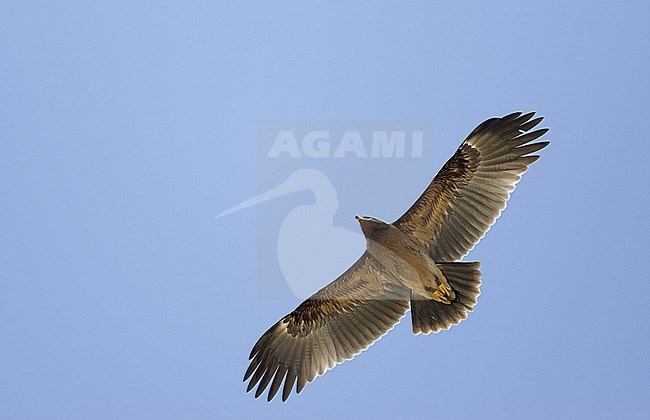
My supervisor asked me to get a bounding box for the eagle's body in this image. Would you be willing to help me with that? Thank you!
[358,217,454,303]
[244,112,549,402]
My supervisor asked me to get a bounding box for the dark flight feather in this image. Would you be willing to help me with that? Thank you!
[393,112,549,261]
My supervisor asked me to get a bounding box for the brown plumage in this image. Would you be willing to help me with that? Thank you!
[244,112,549,401]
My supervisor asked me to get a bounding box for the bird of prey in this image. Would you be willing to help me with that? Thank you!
[244,112,549,402]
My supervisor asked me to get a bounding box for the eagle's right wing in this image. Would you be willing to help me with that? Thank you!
[244,252,410,402]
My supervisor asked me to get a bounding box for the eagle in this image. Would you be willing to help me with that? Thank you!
[244,112,549,402]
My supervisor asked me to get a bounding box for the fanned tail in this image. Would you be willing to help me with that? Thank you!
[410,261,481,335]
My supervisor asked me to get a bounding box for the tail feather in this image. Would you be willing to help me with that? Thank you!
[410,261,481,335]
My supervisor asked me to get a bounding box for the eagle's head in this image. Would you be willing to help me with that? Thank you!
[355,215,389,237]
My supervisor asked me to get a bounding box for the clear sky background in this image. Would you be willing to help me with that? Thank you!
[2,1,649,418]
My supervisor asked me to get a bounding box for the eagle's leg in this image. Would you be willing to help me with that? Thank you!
[419,265,456,304]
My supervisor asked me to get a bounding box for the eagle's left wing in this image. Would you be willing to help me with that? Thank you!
[393,112,549,261]
[244,252,410,402]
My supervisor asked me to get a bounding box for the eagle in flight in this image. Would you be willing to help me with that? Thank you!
[244,112,549,402]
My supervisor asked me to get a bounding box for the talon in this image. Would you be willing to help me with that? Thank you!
[432,283,455,304]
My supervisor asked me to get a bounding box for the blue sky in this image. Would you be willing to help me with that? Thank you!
[1,1,649,418]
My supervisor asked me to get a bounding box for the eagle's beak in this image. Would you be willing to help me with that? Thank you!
[354,215,360,221]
